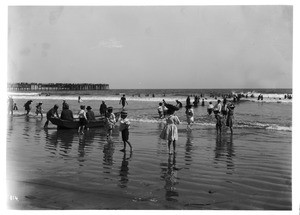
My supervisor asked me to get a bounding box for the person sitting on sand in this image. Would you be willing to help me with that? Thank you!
[106,107,116,139]
[160,104,180,155]
[24,100,33,115]
[226,103,235,134]
[86,106,95,121]
[60,103,74,121]
[119,111,132,152]
[35,102,43,118]
[44,104,59,128]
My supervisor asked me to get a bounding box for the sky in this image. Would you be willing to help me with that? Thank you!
[7,5,293,89]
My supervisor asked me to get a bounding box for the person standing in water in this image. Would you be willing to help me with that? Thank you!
[44,104,59,128]
[106,107,116,139]
[100,101,107,116]
[35,102,43,118]
[24,100,33,115]
[78,105,88,134]
[119,111,132,152]
[226,103,235,134]
[160,104,180,155]
[185,104,194,131]
[119,94,128,109]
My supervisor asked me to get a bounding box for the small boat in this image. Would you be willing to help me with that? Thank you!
[49,112,121,129]
[49,116,106,129]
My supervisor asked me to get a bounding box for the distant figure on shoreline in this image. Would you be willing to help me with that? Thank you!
[35,102,43,118]
[78,96,83,103]
[13,103,18,111]
[119,94,128,109]
[160,104,180,155]
[201,99,205,107]
[44,104,59,128]
[100,101,107,116]
[24,100,33,115]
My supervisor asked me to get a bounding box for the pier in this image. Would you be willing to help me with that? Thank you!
[7,82,109,91]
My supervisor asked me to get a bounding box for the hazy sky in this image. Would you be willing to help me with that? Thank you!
[7,6,292,89]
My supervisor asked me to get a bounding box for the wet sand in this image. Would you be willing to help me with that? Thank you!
[6,114,291,210]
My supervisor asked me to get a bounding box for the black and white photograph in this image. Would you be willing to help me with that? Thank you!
[3,1,299,213]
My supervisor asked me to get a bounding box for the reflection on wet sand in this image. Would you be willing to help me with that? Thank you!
[184,131,193,168]
[160,154,179,202]
[214,133,235,174]
[103,142,115,175]
[118,152,132,188]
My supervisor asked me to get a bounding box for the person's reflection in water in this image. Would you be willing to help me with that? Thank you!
[57,129,74,155]
[214,133,235,174]
[103,142,115,174]
[78,135,86,164]
[162,154,179,202]
[44,129,58,154]
[184,131,193,169]
[118,151,132,188]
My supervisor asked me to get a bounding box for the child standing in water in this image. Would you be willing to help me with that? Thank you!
[185,104,194,131]
[119,111,132,152]
[106,107,116,139]
[157,102,163,119]
[160,104,180,155]
[214,109,223,134]
[78,105,87,134]
[35,102,43,118]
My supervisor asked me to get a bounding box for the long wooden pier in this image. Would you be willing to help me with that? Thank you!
[7,82,109,91]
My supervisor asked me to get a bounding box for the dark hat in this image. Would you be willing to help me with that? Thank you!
[29,100,33,102]
[54,104,59,109]
[121,111,128,116]
[165,103,179,112]
[86,106,92,110]
[228,103,235,109]
[80,105,85,109]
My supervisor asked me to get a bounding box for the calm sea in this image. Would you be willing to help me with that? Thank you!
[6,88,292,209]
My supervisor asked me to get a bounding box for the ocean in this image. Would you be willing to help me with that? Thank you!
[6,88,292,209]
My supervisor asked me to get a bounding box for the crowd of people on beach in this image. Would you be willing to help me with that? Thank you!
[8,90,291,155]
[157,96,235,154]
